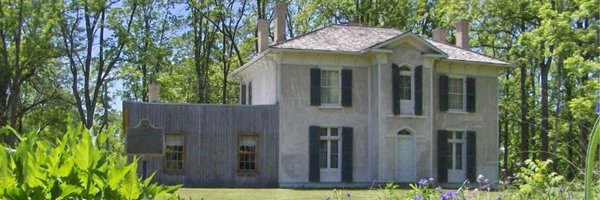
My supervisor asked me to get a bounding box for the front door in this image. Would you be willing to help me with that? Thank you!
[320,127,341,182]
[396,135,416,182]
[447,131,466,183]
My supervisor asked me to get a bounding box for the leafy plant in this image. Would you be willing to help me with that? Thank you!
[0,124,181,199]
[584,115,600,200]
[514,159,565,199]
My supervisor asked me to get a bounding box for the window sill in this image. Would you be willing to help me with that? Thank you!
[318,105,344,109]
[237,170,259,176]
[386,114,426,119]
[163,170,185,175]
[446,110,469,114]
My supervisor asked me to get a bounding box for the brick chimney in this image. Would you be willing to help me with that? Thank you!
[432,28,447,43]
[257,19,269,53]
[273,3,287,44]
[148,77,160,103]
[455,19,469,49]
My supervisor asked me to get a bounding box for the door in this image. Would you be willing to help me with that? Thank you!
[320,127,341,182]
[447,131,466,183]
[396,133,416,182]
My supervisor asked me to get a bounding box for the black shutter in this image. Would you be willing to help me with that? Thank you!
[414,66,423,115]
[241,84,247,105]
[309,126,320,182]
[310,68,321,106]
[248,82,252,105]
[437,130,448,183]
[392,64,400,115]
[466,131,477,182]
[466,77,476,112]
[439,75,449,111]
[341,69,352,107]
[342,127,353,182]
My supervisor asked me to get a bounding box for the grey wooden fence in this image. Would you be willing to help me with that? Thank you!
[123,101,279,187]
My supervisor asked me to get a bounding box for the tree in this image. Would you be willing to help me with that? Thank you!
[0,0,63,144]
[59,0,138,129]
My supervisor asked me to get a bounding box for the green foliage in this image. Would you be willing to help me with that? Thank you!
[514,159,566,199]
[584,116,600,199]
[0,124,180,199]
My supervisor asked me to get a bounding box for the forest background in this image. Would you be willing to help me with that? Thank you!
[0,0,598,181]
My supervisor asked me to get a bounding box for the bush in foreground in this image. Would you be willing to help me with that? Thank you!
[0,125,180,199]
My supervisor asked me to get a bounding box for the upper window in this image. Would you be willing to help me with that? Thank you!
[399,66,412,100]
[448,77,465,111]
[238,134,258,172]
[320,70,341,105]
[165,134,184,172]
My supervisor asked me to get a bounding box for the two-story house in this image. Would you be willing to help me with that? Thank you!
[123,4,511,188]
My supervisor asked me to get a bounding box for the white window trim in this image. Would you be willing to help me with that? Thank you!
[447,75,467,112]
[319,67,342,106]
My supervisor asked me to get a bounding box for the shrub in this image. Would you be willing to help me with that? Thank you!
[0,125,180,199]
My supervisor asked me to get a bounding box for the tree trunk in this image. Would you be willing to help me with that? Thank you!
[519,63,529,163]
[540,50,552,160]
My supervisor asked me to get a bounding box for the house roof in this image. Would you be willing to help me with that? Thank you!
[271,24,511,66]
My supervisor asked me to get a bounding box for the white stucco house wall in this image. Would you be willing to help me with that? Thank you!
[230,4,512,187]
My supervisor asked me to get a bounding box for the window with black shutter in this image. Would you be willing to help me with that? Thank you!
[310,68,352,107]
[341,69,352,107]
[310,68,321,106]
[466,131,477,182]
[241,84,247,105]
[248,82,252,105]
[439,75,449,111]
[437,130,448,182]
[342,127,353,182]
[466,78,476,112]
[414,66,423,115]
[309,126,320,182]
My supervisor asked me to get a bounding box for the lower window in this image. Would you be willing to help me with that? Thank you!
[238,134,258,172]
[447,131,464,170]
[319,127,340,169]
[165,134,184,172]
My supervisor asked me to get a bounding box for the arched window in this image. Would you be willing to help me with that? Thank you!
[397,129,412,135]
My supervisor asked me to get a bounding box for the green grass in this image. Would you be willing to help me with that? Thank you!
[176,188,389,200]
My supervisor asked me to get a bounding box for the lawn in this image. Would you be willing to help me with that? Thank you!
[176,188,391,200]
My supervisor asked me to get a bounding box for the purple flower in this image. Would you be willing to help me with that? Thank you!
[501,168,507,173]
[477,174,485,183]
[484,178,489,184]
[596,91,600,114]
[346,192,351,198]
[414,195,424,200]
[558,188,564,193]
[440,191,458,200]
[567,192,573,200]
[418,178,429,187]
[429,177,435,182]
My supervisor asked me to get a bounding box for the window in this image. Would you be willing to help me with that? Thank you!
[238,134,258,172]
[448,77,465,110]
[164,134,184,172]
[320,70,341,105]
[240,82,252,105]
[446,131,464,170]
[319,127,340,169]
[398,66,412,100]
